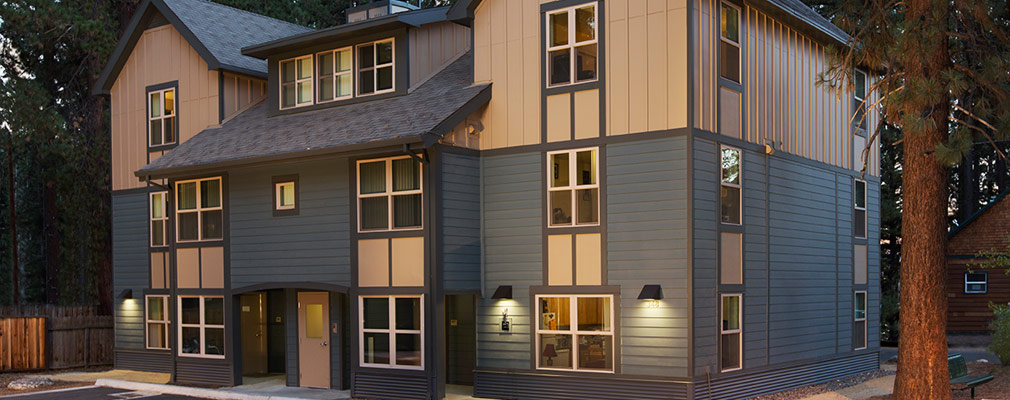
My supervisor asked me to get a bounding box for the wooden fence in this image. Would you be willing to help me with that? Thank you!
[0,305,114,371]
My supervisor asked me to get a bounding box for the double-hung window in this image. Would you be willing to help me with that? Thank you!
[721,146,742,224]
[280,55,313,109]
[360,295,423,369]
[853,70,867,131]
[536,295,614,372]
[179,296,225,357]
[546,3,598,86]
[150,192,168,247]
[721,294,742,371]
[854,179,866,238]
[357,157,422,231]
[317,47,353,102]
[720,2,741,83]
[358,39,395,95]
[176,177,223,242]
[965,272,988,294]
[548,148,599,227]
[148,88,176,147]
[146,295,169,350]
[854,291,867,350]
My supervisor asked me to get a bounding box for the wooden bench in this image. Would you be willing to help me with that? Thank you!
[948,353,993,399]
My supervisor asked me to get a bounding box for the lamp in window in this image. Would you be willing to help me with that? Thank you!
[638,284,662,308]
[491,285,512,300]
[542,343,558,366]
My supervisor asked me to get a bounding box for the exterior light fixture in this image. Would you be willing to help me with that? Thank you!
[117,289,133,300]
[491,285,512,300]
[638,285,662,308]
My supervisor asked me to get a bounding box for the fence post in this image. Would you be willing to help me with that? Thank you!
[84,327,90,368]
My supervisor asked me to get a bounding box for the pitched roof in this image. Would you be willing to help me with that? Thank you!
[94,0,311,95]
[949,190,1010,238]
[136,54,491,179]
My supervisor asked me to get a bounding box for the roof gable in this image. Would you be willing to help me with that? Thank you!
[94,0,311,95]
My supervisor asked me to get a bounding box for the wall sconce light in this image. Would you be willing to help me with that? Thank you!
[638,284,662,308]
[491,285,512,300]
[117,289,133,300]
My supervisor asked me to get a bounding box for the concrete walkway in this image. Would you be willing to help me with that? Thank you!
[29,369,170,384]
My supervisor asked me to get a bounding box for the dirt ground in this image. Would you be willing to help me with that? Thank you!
[0,367,107,396]
[868,361,1010,400]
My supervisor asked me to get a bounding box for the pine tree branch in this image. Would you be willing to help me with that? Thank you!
[949,110,1008,162]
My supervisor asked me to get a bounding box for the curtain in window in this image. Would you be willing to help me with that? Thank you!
[393,159,421,228]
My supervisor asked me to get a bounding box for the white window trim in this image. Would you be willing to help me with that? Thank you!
[175,177,223,243]
[275,181,295,211]
[178,295,225,358]
[279,55,314,109]
[145,295,169,350]
[356,156,423,232]
[965,271,988,294]
[720,2,742,82]
[534,294,615,373]
[854,179,867,238]
[358,295,424,370]
[720,145,743,226]
[854,69,867,102]
[547,147,601,228]
[148,88,176,147]
[545,2,599,87]
[854,291,867,350]
[150,191,168,247]
[356,38,396,96]
[720,293,743,372]
[316,47,354,104]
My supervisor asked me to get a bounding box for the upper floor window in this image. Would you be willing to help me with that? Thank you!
[548,148,599,227]
[275,181,295,211]
[151,191,168,247]
[965,271,988,294]
[854,179,866,238]
[720,2,741,83]
[281,55,313,109]
[721,146,742,224]
[358,39,395,96]
[149,88,176,147]
[318,48,353,102]
[853,70,868,131]
[536,295,614,372]
[357,156,422,232]
[176,177,223,242]
[546,3,598,87]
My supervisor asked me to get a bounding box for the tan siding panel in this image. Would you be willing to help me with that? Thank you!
[358,239,390,287]
[409,21,472,91]
[574,89,600,140]
[200,247,224,289]
[575,233,602,286]
[546,93,572,143]
[548,234,573,286]
[391,237,424,287]
[177,248,199,289]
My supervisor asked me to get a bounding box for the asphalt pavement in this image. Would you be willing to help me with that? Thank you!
[1,386,207,400]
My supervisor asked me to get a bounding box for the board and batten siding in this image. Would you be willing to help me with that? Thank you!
[221,72,266,122]
[110,24,220,191]
[441,152,482,292]
[693,0,881,176]
[607,137,690,377]
[409,21,472,91]
[229,159,351,288]
[476,152,542,369]
[113,191,150,349]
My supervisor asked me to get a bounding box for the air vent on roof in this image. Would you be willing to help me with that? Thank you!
[346,0,419,24]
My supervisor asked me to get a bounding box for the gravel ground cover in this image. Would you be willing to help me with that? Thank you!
[868,361,1010,400]
[0,368,106,396]
[749,369,896,400]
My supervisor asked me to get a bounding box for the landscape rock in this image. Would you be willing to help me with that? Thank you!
[7,377,54,390]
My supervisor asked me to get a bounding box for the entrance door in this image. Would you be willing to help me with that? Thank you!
[240,293,268,376]
[298,292,330,388]
[445,295,475,385]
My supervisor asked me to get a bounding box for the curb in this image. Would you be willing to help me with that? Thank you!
[95,379,309,400]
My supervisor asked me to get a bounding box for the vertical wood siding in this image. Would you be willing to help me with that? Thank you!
[112,191,150,349]
[221,73,266,122]
[442,152,482,292]
[409,21,472,91]
[110,24,220,190]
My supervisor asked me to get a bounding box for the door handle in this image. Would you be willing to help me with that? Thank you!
[321,341,328,347]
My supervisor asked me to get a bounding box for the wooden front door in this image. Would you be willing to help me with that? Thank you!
[240,293,268,375]
[298,292,330,388]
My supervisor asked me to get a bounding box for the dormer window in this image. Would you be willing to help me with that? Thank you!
[546,3,598,87]
[317,48,353,102]
[280,55,313,109]
[358,39,395,96]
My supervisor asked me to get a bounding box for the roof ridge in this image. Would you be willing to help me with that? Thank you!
[181,0,311,31]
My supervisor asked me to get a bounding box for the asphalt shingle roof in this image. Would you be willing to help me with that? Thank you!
[771,0,851,44]
[138,54,490,177]
[162,0,312,75]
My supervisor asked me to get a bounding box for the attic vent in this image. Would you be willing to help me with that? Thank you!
[346,0,419,23]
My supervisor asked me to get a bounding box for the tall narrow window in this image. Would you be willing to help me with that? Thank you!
[854,291,867,350]
[358,39,395,95]
[280,55,313,109]
[720,2,741,83]
[536,295,615,372]
[721,294,742,371]
[317,48,353,102]
[853,70,867,131]
[151,191,168,247]
[546,3,598,87]
[146,295,169,350]
[176,177,223,242]
[721,146,742,225]
[548,148,599,227]
[148,88,176,147]
[360,295,423,369]
[179,296,225,357]
[357,156,422,231]
[854,179,866,238]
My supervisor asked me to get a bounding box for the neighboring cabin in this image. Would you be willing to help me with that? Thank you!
[947,191,1010,333]
[96,0,881,399]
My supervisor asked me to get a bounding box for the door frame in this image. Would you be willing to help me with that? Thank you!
[298,291,331,388]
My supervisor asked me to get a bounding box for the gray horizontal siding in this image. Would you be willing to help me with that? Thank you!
[229,159,350,288]
[175,357,234,387]
[693,352,878,399]
[113,191,150,350]
[352,370,429,400]
[476,152,542,370]
[114,349,171,373]
[442,152,481,292]
[474,370,691,400]
[692,139,719,375]
[607,137,690,377]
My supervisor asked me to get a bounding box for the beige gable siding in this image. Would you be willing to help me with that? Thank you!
[694,1,880,176]
[221,73,267,122]
[409,21,472,90]
[110,24,220,190]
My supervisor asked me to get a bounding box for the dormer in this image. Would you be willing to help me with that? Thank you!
[347,0,420,23]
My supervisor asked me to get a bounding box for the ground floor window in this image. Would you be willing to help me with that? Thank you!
[179,296,225,358]
[535,294,614,372]
[721,294,742,371]
[854,291,867,350]
[359,295,423,369]
[146,295,169,350]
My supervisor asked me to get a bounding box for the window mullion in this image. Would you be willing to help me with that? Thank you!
[569,11,576,84]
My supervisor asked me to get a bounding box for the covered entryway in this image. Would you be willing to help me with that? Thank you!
[239,290,287,384]
[445,294,476,386]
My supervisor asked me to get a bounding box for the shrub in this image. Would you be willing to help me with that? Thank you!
[988,303,1010,366]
